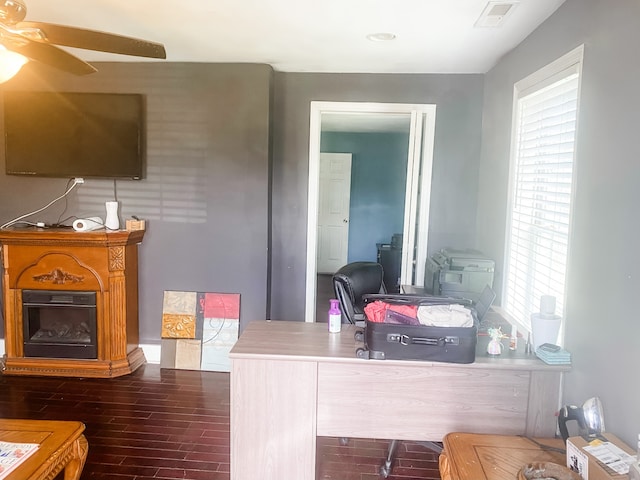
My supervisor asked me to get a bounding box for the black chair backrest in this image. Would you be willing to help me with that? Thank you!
[332,262,387,324]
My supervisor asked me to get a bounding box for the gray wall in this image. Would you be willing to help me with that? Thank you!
[476,0,640,445]
[271,73,484,321]
[0,62,272,341]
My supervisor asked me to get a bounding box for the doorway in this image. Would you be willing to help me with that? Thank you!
[306,102,436,323]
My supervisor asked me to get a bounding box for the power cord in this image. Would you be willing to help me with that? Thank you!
[55,178,75,227]
[522,435,566,454]
[1,178,84,229]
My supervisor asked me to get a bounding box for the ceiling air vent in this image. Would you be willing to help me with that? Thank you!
[475,1,518,27]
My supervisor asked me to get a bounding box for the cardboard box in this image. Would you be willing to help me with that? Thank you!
[566,433,636,480]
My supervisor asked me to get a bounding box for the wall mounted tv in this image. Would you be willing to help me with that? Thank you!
[3,91,145,180]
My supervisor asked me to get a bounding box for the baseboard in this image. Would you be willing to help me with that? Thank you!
[140,343,161,364]
[0,339,160,365]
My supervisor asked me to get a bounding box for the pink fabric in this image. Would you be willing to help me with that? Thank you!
[364,300,418,323]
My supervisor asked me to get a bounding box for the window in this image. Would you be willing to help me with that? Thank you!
[504,46,584,331]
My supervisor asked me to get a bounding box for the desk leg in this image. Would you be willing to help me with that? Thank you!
[231,358,318,480]
[64,435,88,480]
[526,370,563,437]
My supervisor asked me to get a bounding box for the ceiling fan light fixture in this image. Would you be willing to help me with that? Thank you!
[366,32,396,42]
[0,0,27,24]
[0,44,27,82]
[0,1,165,77]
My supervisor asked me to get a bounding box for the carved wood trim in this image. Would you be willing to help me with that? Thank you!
[1,347,146,377]
[109,246,125,271]
[109,278,127,359]
[0,228,144,247]
[16,252,104,291]
[38,441,78,480]
[33,268,84,285]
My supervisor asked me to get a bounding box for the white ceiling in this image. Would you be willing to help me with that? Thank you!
[22,0,566,74]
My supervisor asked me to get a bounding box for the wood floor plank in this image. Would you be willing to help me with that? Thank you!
[0,364,441,479]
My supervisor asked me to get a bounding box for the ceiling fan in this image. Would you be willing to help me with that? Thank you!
[0,0,166,78]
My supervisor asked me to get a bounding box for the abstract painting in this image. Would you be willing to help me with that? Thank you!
[161,290,240,372]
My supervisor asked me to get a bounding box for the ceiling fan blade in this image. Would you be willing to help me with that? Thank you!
[2,34,97,75]
[18,21,166,59]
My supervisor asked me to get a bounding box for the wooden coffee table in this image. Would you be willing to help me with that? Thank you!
[0,419,88,480]
[440,432,567,480]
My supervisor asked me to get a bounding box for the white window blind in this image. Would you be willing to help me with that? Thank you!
[504,49,583,330]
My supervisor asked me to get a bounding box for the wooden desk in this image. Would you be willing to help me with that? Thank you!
[439,432,567,480]
[229,321,570,480]
[0,419,88,480]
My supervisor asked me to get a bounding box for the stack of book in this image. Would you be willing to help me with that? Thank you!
[535,344,572,365]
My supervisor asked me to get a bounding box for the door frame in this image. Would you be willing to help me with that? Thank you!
[305,101,437,323]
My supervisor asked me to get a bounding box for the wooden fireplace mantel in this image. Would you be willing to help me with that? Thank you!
[0,227,145,378]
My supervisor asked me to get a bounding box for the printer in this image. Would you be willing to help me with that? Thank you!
[424,248,495,302]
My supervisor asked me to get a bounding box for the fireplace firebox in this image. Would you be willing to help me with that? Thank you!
[22,290,98,359]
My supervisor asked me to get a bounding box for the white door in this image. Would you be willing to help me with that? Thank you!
[317,153,352,274]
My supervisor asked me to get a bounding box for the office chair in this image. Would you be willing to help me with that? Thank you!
[332,261,443,477]
[332,261,387,325]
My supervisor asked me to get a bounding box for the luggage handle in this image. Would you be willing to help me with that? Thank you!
[387,333,460,347]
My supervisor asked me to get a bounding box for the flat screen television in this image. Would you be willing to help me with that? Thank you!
[3,91,145,180]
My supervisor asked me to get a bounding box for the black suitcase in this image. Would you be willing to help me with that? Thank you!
[356,294,478,364]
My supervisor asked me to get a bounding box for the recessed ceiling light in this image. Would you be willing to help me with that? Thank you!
[366,32,396,42]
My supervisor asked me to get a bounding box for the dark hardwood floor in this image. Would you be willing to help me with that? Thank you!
[317,273,335,323]
[0,364,441,480]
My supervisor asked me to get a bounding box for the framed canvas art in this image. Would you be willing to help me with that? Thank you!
[161,290,240,372]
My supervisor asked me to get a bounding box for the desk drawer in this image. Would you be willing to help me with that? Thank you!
[316,362,528,441]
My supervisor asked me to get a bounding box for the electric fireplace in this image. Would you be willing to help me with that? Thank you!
[0,227,145,378]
